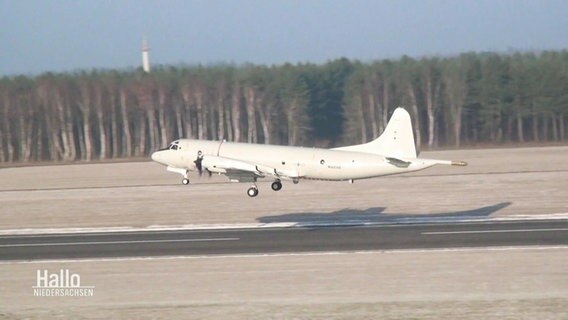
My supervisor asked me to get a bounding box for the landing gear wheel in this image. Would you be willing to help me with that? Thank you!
[247,186,259,197]
[271,181,282,191]
[182,178,190,185]
[293,179,299,185]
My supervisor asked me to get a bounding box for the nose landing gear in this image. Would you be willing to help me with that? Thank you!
[166,166,190,186]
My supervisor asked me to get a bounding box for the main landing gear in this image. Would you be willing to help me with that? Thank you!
[248,180,284,198]
[271,180,282,191]
[247,185,259,197]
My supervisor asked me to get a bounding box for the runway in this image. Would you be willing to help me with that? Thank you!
[1,220,567,261]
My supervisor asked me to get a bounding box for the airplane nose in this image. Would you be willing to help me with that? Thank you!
[151,151,161,163]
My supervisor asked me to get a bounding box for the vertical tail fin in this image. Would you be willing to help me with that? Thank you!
[333,107,417,159]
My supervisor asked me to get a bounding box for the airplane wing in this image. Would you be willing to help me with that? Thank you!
[223,169,261,183]
[255,164,301,181]
[201,155,301,183]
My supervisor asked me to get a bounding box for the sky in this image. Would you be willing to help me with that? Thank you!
[1,0,567,76]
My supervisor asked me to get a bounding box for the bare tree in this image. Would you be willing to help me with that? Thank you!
[245,85,257,143]
[407,85,421,151]
[180,79,195,139]
[231,81,242,142]
[443,59,468,147]
[421,59,442,148]
[119,86,133,157]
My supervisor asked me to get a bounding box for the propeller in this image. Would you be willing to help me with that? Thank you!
[194,152,212,177]
[194,156,203,176]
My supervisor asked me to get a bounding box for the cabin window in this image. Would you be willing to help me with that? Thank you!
[320,159,325,165]
[281,161,286,165]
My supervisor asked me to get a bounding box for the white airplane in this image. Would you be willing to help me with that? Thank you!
[151,107,467,197]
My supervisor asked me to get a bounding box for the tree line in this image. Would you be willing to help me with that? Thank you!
[1,50,567,163]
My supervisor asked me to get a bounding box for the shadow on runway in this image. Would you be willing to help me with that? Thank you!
[257,202,512,226]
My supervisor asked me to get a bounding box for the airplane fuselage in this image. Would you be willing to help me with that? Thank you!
[152,139,440,181]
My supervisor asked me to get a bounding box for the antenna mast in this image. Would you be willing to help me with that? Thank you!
[142,38,151,73]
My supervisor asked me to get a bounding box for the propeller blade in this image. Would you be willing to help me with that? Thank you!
[194,157,203,176]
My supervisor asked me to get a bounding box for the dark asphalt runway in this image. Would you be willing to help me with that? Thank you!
[1,220,567,261]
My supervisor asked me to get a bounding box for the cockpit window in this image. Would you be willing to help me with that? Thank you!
[167,141,180,150]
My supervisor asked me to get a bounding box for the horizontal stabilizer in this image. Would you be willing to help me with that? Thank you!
[385,157,412,168]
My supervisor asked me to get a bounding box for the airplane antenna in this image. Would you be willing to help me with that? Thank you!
[142,37,151,73]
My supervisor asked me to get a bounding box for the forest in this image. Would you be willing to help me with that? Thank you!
[1,50,567,163]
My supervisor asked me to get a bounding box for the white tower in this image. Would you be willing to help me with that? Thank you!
[142,38,150,73]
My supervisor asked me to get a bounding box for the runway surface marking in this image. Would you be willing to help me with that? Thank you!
[2,213,568,236]
[422,228,568,235]
[0,237,240,248]
[2,245,566,265]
